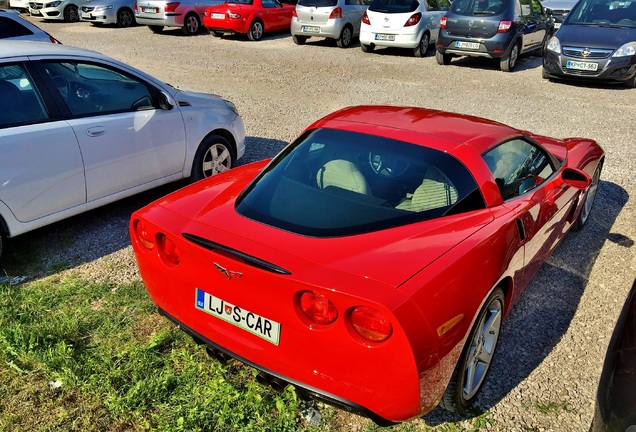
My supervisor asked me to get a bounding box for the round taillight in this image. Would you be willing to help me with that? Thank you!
[350,306,392,342]
[158,234,180,266]
[134,220,155,250]
[299,291,338,325]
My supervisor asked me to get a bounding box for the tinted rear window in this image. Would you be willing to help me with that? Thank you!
[369,0,419,13]
[450,0,507,15]
[0,17,34,39]
[236,129,485,237]
[298,0,338,6]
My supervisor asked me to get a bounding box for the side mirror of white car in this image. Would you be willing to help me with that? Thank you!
[159,91,175,110]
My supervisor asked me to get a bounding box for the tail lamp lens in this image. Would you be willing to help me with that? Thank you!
[165,2,180,12]
[440,15,447,29]
[361,11,369,25]
[299,291,338,325]
[404,12,421,27]
[329,7,342,19]
[134,220,155,250]
[158,234,180,266]
[498,20,512,32]
[292,8,297,16]
[350,306,392,342]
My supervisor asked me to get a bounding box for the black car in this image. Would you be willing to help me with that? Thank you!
[591,278,636,431]
[542,0,636,88]
[436,0,554,71]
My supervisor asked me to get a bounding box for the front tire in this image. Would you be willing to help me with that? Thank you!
[116,8,135,27]
[247,19,264,41]
[63,4,79,22]
[572,163,602,231]
[190,135,233,182]
[625,73,636,88]
[293,35,308,45]
[436,50,452,65]
[182,13,201,35]
[413,32,430,57]
[441,287,505,413]
[336,25,352,48]
[500,42,520,72]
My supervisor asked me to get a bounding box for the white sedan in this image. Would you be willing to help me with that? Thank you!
[0,41,245,260]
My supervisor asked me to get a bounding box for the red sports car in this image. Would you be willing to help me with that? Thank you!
[203,0,295,41]
[130,106,604,424]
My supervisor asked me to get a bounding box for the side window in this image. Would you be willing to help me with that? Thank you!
[0,64,48,128]
[427,0,439,11]
[519,0,531,15]
[482,139,555,201]
[0,17,34,38]
[41,61,155,117]
[261,0,278,7]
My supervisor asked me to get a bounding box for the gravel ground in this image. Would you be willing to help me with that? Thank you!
[5,15,636,431]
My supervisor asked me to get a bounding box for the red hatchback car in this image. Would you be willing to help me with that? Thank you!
[203,0,295,40]
[131,106,604,424]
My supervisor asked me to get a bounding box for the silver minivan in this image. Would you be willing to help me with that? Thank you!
[291,0,370,48]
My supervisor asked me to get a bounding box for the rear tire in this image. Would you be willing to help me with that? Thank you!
[336,25,352,48]
[436,49,451,65]
[441,287,505,413]
[247,19,264,41]
[413,32,430,57]
[500,42,520,72]
[182,13,201,35]
[292,35,308,45]
[361,43,374,53]
[149,25,164,33]
[191,135,234,182]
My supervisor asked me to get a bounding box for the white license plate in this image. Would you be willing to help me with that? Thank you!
[566,60,598,71]
[141,6,158,13]
[375,33,395,41]
[455,41,480,50]
[80,12,91,18]
[31,9,41,15]
[211,13,225,19]
[554,22,561,29]
[301,25,320,33]
[195,288,281,345]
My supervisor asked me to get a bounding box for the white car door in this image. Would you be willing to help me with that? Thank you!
[0,63,85,223]
[41,60,187,202]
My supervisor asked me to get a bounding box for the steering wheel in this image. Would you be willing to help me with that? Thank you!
[368,152,408,177]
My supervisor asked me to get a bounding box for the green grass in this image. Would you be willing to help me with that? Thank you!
[0,274,494,431]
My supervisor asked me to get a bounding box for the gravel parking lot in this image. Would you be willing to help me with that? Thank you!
[6,15,636,431]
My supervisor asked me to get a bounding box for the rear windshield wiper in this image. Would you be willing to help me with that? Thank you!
[472,11,495,15]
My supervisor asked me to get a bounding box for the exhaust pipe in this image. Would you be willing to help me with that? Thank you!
[255,372,289,392]
[256,372,273,386]
[205,346,232,365]
[270,377,289,393]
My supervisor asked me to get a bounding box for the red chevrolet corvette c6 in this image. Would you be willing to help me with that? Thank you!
[203,0,295,41]
[130,106,604,424]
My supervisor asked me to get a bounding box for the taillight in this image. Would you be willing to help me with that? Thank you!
[329,7,342,19]
[350,306,392,342]
[404,12,420,27]
[498,20,512,32]
[165,2,180,12]
[158,233,180,267]
[361,11,369,25]
[134,1,137,10]
[133,220,155,251]
[440,15,447,29]
[299,291,338,325]
[292,8,297,17]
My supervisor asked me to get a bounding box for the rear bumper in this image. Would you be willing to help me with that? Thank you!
[203,17,248,34]
[158,307,397,426]
[437,31,515,59]
[291,17,345,39]
[136,13,183,27]
[359,25,421,49]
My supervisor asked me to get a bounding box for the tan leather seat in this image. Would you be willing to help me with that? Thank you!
[396,167,458,212]
[316,159,370,195]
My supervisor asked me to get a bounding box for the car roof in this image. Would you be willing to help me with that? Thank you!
[0,40,103,59]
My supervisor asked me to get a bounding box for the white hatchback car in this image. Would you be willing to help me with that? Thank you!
[0,41,245,261]
[359,0,448,56]
[291,0,370,48]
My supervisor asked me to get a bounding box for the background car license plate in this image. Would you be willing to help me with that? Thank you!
[80,12,91,18]
[566,60,598,71]
[31,9,41,15]
[455,41,480,50]
[211,13,225,19]
[375,34,395,41]
[142,6,158,13]
[195,288,281,345]
[301,25,320,33]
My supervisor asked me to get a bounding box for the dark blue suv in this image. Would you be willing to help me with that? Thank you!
[436,0,553,71]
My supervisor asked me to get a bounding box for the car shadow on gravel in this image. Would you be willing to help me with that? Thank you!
[442,53,544,72]
[0,136,288,279]
[421,179,630,426]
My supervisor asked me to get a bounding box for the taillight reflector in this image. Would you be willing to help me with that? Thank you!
[329,7,342,19]
[158,234,180,266]
[350,306,392,342]
[292,8,297,17]
[165,2,180,12]
[361,11,369,25]
[134,220,155,250]
[440,15,447,29]
[498,20,512,32]
[404,12,421,27]
[299,291,338,325]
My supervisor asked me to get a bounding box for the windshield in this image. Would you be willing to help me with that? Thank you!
[369,0,419,13]
[450,0,507,15]
[236,129,485,237]
[298,0,337,6]
[565,0,636,27]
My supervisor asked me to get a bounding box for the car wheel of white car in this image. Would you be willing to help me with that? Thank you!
[361,43,374,53]
[248,20,264,41]
[63,4,79,22]
[191,135,234,182]
[500,42,519,72]
[293,35,308,45]
[116,8,134,27]
[414,32,430,57]
[337,25,352,48]
[182,13,201,35]
[441,287,504,413]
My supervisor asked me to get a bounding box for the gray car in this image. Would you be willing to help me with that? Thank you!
[0,8,60,41]
[540,0,577,30]
[80,0,136,27]
[291,0,370,48]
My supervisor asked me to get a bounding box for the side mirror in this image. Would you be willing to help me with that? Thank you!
[562,168,591,190]
[159,91,175,110]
